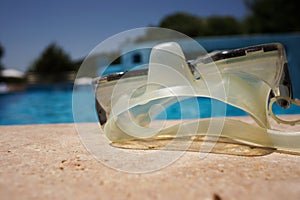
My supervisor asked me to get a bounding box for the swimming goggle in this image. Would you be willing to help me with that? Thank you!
[93,42,300,155]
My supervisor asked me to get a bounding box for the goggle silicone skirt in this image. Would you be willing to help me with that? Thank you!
[94,42,300,154]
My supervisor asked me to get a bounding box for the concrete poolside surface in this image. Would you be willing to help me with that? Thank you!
[0,115,300,200]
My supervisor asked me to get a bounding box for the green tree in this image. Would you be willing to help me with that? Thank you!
[28,43,78,82]
[244,0,300,33]
[205,16,242,36]
[29,43,74,75]
[158,12,243,37]
[159,12,205,37]
[0,42,4,70]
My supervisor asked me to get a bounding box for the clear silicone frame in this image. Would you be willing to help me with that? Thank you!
[93,42,299,154]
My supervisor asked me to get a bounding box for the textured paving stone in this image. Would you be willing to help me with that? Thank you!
[0,116,300,200]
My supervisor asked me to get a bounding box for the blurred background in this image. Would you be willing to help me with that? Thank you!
[0,0,299,125]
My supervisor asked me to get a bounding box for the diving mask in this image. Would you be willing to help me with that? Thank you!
[93,42,300,154]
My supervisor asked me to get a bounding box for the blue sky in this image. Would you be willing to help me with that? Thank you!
[0,0,248,71]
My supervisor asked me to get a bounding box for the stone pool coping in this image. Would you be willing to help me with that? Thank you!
[0,115,300,199]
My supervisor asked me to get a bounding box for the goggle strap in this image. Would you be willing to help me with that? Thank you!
[269,97,300,126]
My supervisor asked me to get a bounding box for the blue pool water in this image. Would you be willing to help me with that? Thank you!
[1,84,299,125]
[0,85,74,125]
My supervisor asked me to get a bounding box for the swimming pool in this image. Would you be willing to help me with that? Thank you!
[0,83,299,125]
[0,84,74,125]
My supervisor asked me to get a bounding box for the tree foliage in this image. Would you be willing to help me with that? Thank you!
[157,0,299,38]
[0,43,3,58]
[0,42,4,70]
[244,0,300,33]
[159,12,205,37]
[29,43,75,75]
[205,16,242,36]
[158,12,243,37]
